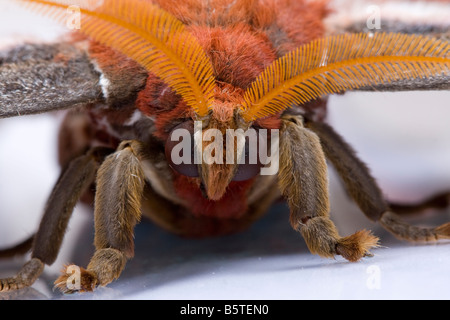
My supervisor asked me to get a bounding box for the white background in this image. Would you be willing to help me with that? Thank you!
[0,2,449,300]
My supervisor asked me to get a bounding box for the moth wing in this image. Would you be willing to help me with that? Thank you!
[326,0,449,37]
[325,0,450,92]
[0,42,103,118]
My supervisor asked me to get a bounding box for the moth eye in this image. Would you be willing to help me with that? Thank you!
[232,135,263,181]
[232,163,262,181]
[165,121,199,177]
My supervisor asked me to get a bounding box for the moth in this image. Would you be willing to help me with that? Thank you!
[0,0,449,293]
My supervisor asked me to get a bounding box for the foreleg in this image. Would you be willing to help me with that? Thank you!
[305,119,450,242]
[55,140,146,293]
[0,148,107,291]
[278,115,379,262]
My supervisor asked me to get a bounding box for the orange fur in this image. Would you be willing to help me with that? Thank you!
[154,0,278,28]
[191,24,277,88]
[254,115,282,130]
[136,0,330,129]
[271,0,329,55]
[54,265,97,294]
[173,174,254,219]
[336,230,380,262]
[211,84,245,122]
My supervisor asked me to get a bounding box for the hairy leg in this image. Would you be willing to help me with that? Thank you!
[0,148,107,291]
[388,192,450,215]
[305,119,450,242]
[55,140,146,293]
[278,115,378,262]
[0,236,34,259]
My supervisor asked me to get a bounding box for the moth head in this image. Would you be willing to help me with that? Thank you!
[164,101,269,201]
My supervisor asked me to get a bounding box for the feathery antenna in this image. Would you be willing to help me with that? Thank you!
[18,0,216,116]
[241,33,450,121]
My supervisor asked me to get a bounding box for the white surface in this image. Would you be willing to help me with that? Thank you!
[0,2,449,300]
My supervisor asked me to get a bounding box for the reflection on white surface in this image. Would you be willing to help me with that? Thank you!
[0,2,449,301]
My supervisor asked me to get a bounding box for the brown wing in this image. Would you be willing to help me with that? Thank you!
[325,0,450,92]
[326,0,449,37]
[0,42,103,118]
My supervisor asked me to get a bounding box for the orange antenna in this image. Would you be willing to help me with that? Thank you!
[240,33,450,122]
[18,0,216,116]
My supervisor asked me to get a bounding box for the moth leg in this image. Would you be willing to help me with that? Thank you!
[305,119,450,242]
[0,235,34,259]
[278,115,379,262]
[0,148,107,292]
[55,140,146,293]
[388,191,450,215]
